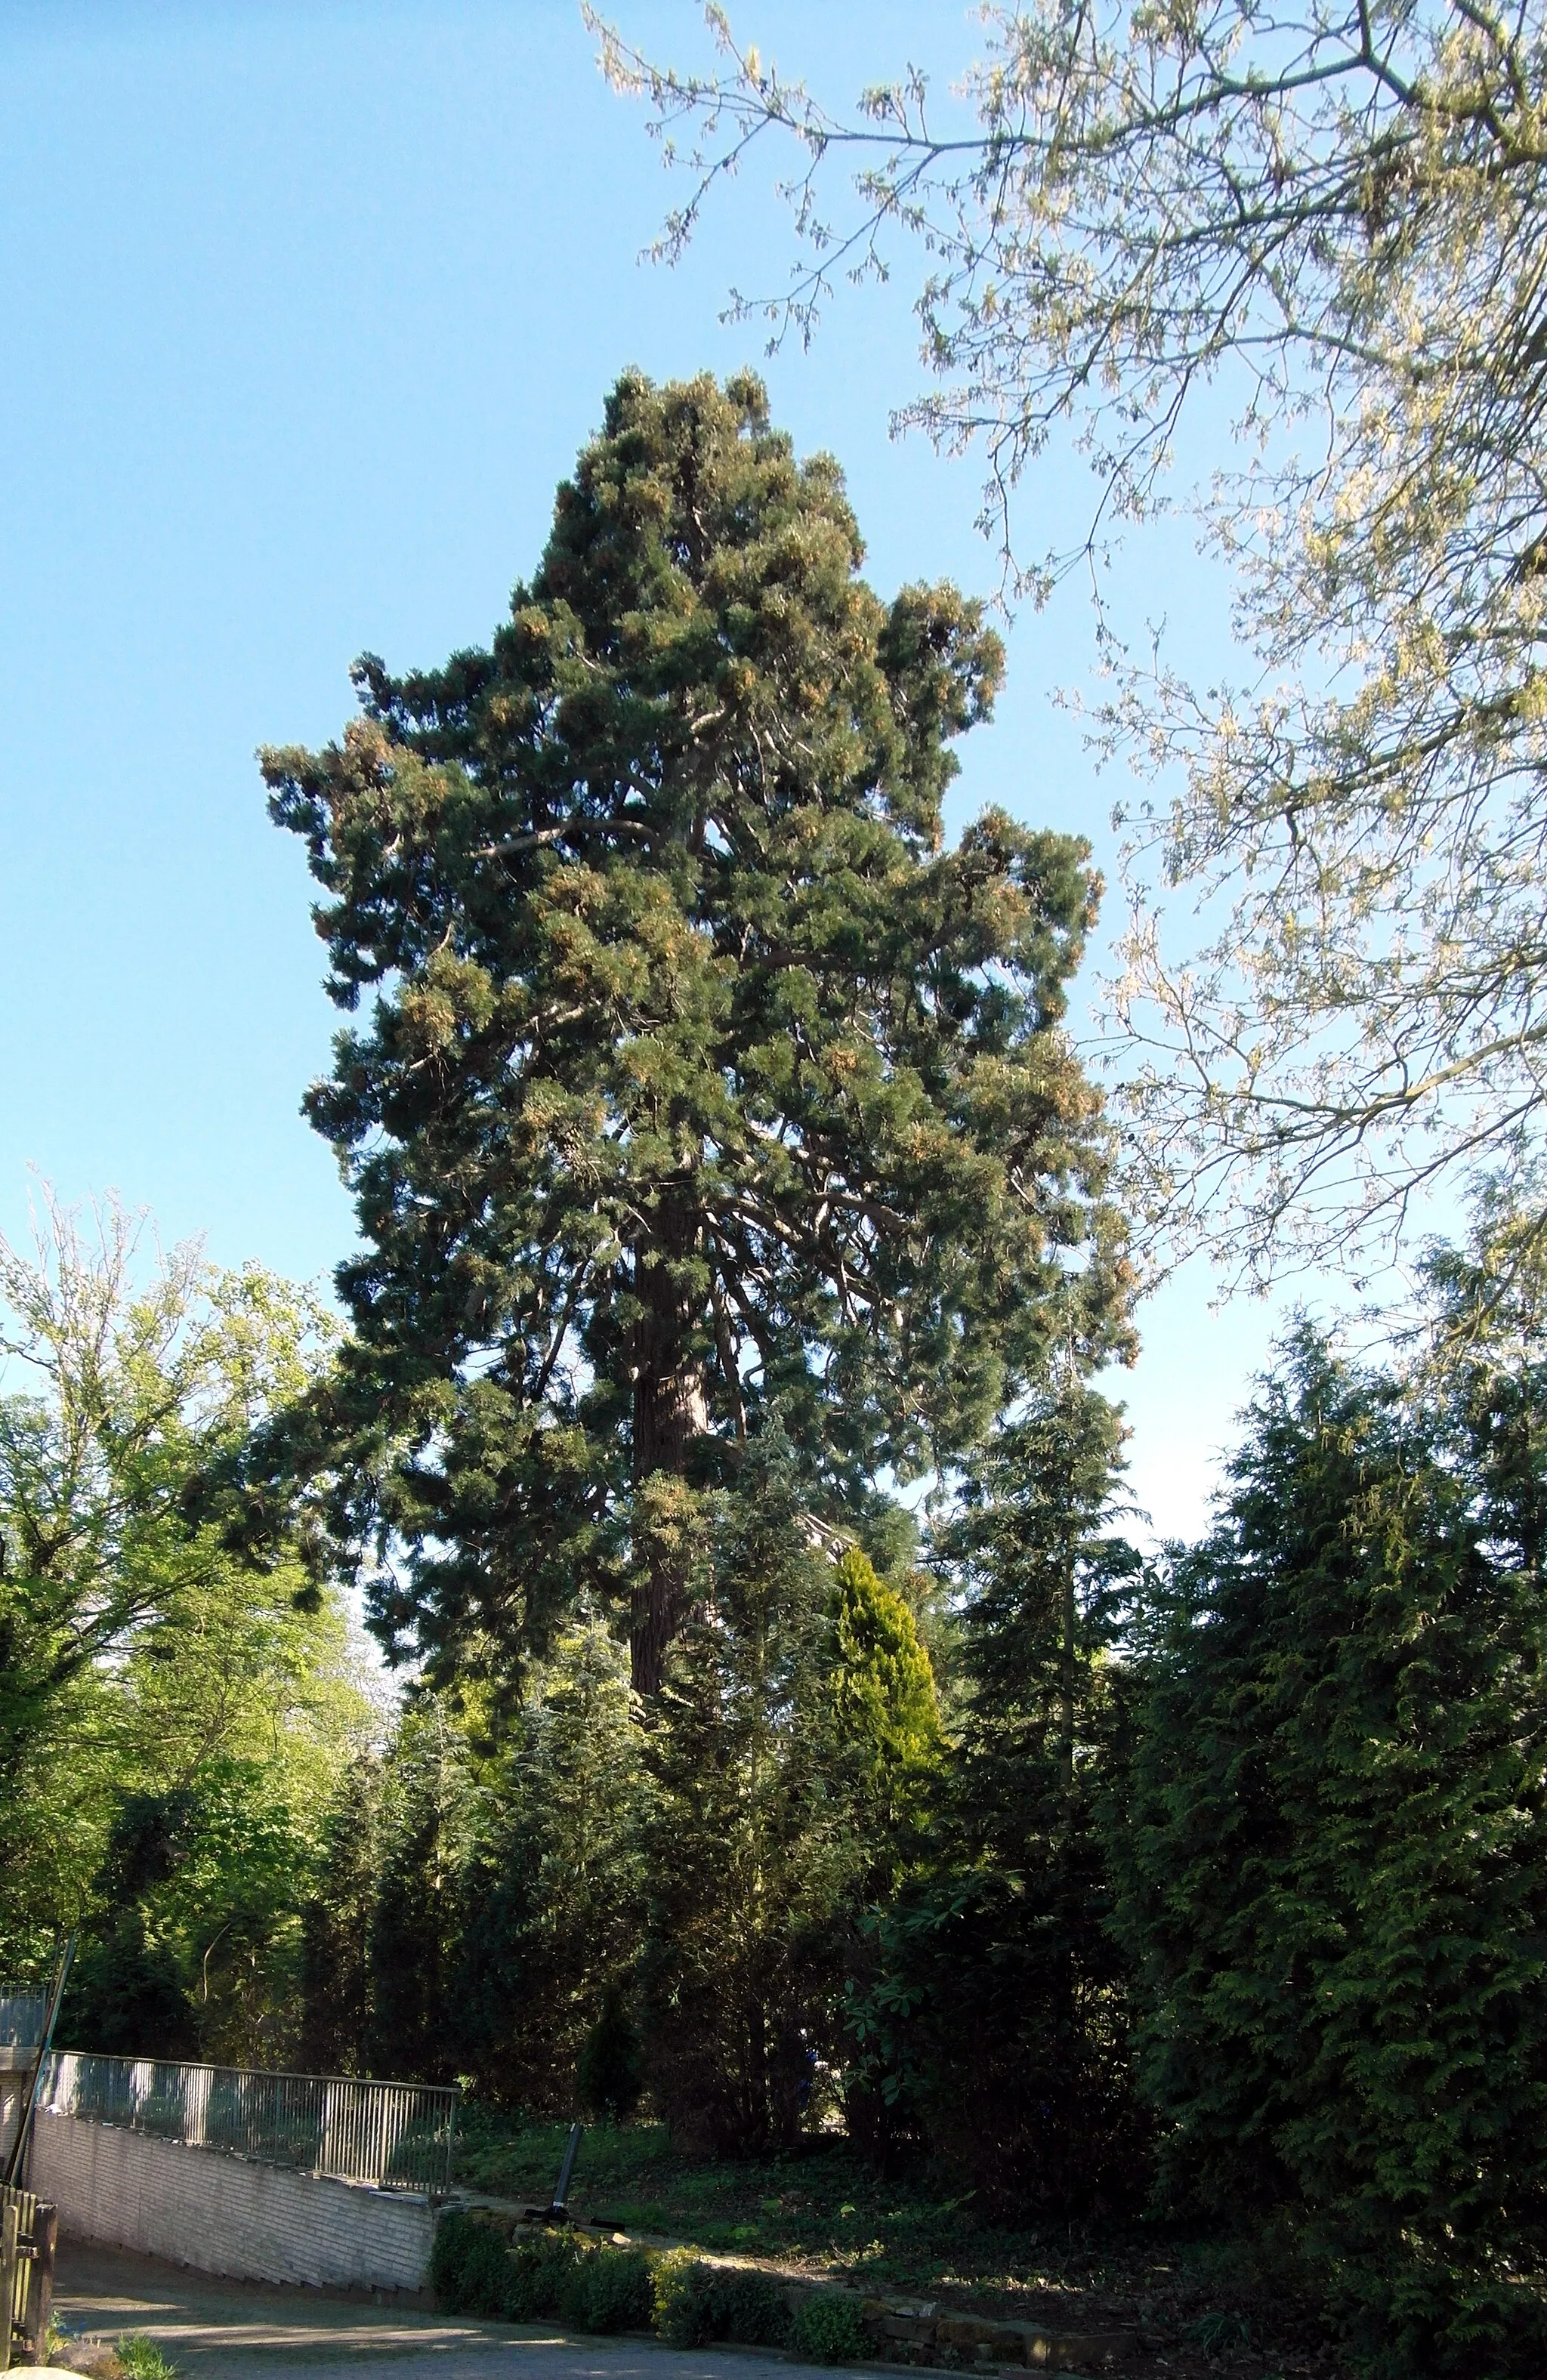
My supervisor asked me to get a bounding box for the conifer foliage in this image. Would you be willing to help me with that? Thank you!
[1114,1329,1547,2375]
[262,369,1126,1691]
[637,1441,857,2152]
[842,1382,1144,2211]
[826,1544,940,1833]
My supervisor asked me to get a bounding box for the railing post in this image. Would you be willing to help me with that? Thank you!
[0,2197,18,2375]
[23,2202,55,2365]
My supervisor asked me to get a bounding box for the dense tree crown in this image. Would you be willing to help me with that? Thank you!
[264,369,1127,1689]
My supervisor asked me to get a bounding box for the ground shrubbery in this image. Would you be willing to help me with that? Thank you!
[430,2216,652,2335]
[792,2292,871,2365]
[567,2242,655,2333]
[432,2217,823,2354]
[115,2341,180,2380]
[650,2246,795,2348]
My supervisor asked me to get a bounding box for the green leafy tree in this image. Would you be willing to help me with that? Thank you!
[0,1190,332,1779]
[62,1794,201,2059]
[1113,1327,1547,2374]
[104,1503,375,2065]
[261,368,1129,1692]
[156,1761,325,2066]
[64,1759,337,2068]
[0,1187,361,2034]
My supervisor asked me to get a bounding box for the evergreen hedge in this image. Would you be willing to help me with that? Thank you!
[650,2246,795,2348]
[431,2218,804,2350]
[430,2216,651,2333]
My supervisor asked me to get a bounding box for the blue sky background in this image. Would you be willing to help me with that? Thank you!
[0,0,1307,1545]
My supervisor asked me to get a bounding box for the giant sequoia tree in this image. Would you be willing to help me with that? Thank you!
[265,370,1127,1690]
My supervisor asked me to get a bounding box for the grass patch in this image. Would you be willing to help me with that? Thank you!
[116,2340,179,2380]
[452,2113,1017,2293]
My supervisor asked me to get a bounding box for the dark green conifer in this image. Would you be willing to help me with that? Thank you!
[367,1703,474,2083]
[299,1755,383,2076]
[576,1982,645,2124]
[261,369,1128,1691]
[827,1544,941,1837]
[843,1381,1143,2208]
[1113,1326,1547,2375]
[638,1437,854,2151]
[453,1621,650,2111]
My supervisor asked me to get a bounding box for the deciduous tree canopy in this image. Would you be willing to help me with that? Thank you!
[594,3,1547,1283]
[0,1191,370,2051]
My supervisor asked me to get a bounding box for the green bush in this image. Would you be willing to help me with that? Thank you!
[652,2249,708,2347]
[650,2249,792,2350]
[711,2267,795,2347]
[431,2212,513,2315]
[792,2291,869,2365]
[564,2246,653,2332]
[505,2231,586,2318]
[432,2213,650,2335]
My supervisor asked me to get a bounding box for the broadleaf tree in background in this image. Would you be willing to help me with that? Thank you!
[261,369,1132,1694]
[591,2,1547,1289]
[0,1187,375,2057]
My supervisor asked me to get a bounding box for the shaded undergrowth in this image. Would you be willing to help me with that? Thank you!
[451,2115,1343,2377]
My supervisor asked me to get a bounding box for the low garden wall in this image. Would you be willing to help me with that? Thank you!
[29,2109,434,2292]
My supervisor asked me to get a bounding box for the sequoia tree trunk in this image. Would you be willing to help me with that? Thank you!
[630,1198,709,1693]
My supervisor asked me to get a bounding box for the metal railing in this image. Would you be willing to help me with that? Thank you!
[0,1997,45,2051]
[38,2052,457,2197]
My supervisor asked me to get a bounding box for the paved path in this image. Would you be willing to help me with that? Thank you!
[53,2243,818,2380]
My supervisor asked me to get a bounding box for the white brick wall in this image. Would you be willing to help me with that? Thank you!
[0,2079,26,2166]
[29,2111,434,2292]
[0,2047,35,2166]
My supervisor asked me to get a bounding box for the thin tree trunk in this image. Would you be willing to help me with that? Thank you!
[1060,1539,1077,1798]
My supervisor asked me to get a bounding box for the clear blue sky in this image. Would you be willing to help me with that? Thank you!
[0,0,1297,1544]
